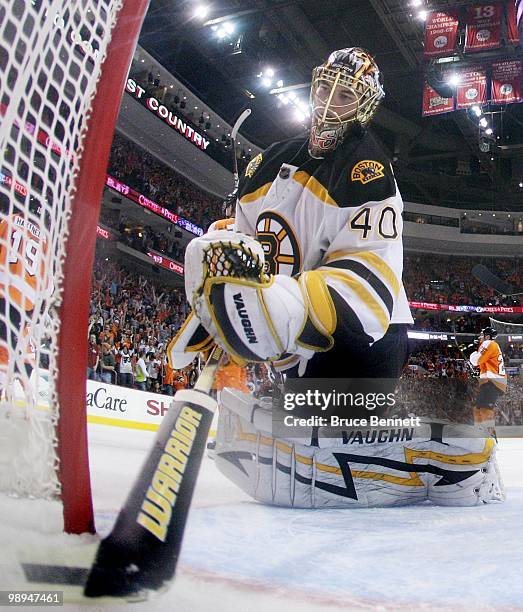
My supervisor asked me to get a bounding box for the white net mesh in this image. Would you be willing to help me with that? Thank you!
[489,318,523,340]
[0,0,123,499]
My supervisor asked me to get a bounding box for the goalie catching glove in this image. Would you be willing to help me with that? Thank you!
[184,230,312,363]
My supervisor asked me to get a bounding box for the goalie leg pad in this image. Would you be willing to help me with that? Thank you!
[214,396,504,508]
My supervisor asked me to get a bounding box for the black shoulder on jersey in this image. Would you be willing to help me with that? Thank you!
[238,136,309,199]
[316,130,396,209]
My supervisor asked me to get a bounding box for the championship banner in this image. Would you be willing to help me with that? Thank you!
[424,11,460,58]
[507,1,520,44]
[422,81,454,116]
[491,60,523,104]
[455,66,487,109]
[464,3,502,52]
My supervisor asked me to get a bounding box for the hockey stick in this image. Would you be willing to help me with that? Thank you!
[84,109,252,600]
[83,345,225,598]
[472,264,523,296]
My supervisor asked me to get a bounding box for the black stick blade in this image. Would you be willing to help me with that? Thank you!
[471,264,517,296]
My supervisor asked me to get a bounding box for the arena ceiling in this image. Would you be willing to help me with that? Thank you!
[138,0,523,211]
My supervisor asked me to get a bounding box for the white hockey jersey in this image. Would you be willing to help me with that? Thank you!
[234,132,412,368]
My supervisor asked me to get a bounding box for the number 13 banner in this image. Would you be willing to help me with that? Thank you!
[465,3,502,52]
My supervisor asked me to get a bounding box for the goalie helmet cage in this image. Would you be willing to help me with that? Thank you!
[0,0,149,534]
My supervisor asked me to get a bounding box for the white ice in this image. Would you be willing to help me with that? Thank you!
[1,424,522,611]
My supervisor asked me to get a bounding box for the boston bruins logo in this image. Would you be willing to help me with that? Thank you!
[255,211,301,276]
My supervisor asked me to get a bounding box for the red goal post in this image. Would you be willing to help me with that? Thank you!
[0,0,149,534]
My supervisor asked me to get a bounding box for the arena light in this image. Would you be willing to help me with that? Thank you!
[417,9,428,20]
[215,21,235,39]
[471,105,482,117]
[447,74,461,87]
[295,109,307,122]
[193,5,209,19]
[276,79,284,88]
[262,77,272,88]
[411,0,423,5]
[265,67,274,78]
[479,117,488,128]
[485,128,493,135]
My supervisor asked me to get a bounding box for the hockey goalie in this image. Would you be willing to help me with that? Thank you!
[169,48,504,509]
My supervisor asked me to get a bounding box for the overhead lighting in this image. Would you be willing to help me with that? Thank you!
[223,22,235,34]
[276,79,284,88]
[411,0,423,5]
[288,91,297,101]
[295,109,307,122]
[265,68,274,78]
[485,128,493,135]
[479,117,488,128]
[447,74,460,87]
[417,9,428,20]
[262,77,272,87]
[471,105,482,117]
[194,5,209,19]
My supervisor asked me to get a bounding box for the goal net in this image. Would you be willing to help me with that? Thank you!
[0,0,148,533]
[489,318,523,340]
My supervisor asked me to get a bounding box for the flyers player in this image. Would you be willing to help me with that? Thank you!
[0,201,51,394]
[469,326,507,434]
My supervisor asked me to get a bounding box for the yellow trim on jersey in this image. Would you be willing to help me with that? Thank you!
[325,250,400,296]
[320,270,389,333]
[300,271,337,335]
[239,182,273,204]
[293,171,337,207]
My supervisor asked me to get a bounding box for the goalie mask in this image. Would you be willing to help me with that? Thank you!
[308,48,385,158]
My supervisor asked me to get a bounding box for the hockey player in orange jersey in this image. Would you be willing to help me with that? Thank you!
[469,326,507,432]
[0,203,50,392]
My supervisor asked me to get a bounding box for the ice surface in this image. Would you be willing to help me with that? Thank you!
[1,424,522,611]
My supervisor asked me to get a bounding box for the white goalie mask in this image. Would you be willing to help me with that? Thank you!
[308,48,385,158]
